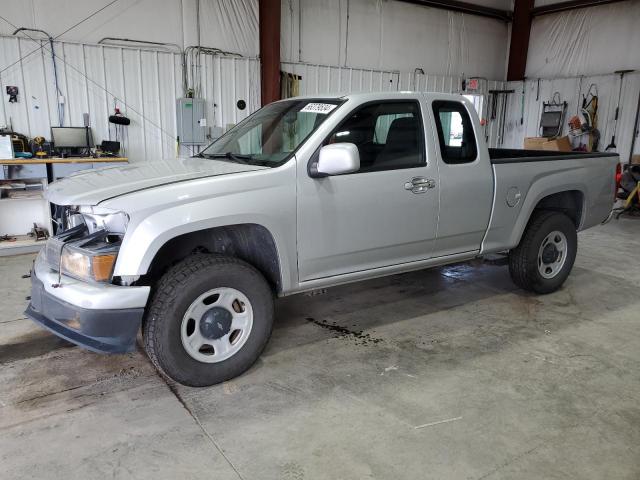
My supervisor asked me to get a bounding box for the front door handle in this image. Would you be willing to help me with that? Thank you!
[404,176,436,194]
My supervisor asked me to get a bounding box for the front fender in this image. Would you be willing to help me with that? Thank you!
[103,164,298,292]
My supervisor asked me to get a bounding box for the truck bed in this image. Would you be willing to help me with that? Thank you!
[489,148,618,164]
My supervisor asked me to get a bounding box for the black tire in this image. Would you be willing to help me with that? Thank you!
[143,254,274,387]
[508,211,577,294]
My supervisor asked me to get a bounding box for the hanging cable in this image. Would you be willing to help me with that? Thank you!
[48,36,64,126]
[0,11,181,147]
[10,27,65,126]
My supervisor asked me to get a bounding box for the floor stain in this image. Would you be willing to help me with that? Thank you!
[305,317,383,346]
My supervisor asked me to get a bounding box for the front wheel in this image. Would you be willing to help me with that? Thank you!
[509,211,577,294]
[143,254,274,387]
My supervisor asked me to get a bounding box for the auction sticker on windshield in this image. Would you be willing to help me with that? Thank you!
[300,103,338,114]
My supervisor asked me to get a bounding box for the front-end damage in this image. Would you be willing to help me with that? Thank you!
[25,203,150,353]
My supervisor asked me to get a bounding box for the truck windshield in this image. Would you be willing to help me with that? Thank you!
[198,99,343,167]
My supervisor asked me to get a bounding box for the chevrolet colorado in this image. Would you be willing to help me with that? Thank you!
[26,92,619,386]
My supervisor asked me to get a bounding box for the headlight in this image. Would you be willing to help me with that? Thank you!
[61,247,118,282]
[49,206,127,282]
[78,206,129,234]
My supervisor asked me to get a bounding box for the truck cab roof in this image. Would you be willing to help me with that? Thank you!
[277,91,467,103]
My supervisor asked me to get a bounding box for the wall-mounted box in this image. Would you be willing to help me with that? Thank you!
[176,98,207,145]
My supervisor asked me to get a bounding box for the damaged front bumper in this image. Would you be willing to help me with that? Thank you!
[24,252,150,354]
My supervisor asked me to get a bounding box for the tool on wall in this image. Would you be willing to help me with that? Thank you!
[520,80,525,125]
[540,92,567,138]
[629,88,640,164]
[108,105,130,156]
[569,83,600,152]
[606,69,635,151]
[489,89,514,146]
[6,86,18,103]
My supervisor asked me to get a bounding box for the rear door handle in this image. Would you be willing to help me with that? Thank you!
[404,176,436,194]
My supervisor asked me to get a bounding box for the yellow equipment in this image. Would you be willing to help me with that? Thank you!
[33,136,47,157]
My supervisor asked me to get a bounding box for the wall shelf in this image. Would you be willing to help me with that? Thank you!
[0,235,44,256]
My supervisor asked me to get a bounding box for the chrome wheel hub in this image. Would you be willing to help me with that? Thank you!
[537,230,568,279]
[181,287,253,363]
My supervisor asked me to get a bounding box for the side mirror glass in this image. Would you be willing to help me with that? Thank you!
[316,143,360,176]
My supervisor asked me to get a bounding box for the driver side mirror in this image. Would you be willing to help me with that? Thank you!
[314,143,360,177]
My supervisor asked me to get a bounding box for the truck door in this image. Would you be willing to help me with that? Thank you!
[430,100,493,256]
[296,99,440,282]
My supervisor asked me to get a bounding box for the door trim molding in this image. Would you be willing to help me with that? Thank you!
[283,250,479,296]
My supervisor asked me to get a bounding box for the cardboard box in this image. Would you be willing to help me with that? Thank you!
[631,155,640,165]
[542,136,572,152]
[524,137,548,150]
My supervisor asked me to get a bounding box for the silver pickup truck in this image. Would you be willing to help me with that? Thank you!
[26,92,618,386]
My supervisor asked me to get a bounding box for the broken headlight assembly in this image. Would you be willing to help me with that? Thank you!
[78,206,129,234]
[46,206,129,283]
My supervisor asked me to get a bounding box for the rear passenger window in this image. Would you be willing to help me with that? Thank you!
[326,102,425,173]
[433,101,478,164]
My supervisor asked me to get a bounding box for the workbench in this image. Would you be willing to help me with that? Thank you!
[0,157,128,164]
[0,157,128,255]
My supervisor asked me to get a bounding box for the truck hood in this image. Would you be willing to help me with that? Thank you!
[45,157,268,206]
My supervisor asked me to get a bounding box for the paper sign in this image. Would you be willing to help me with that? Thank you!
[0,135,13,159]
[300,103,337,114]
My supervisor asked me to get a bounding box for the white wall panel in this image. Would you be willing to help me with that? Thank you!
[198,0,259,56]
[527,1,640,78]
[0,0,186,46]
[281,61,506,147]
[281,0,509,80]
[0,0,260,56]
[0,35,261,162]
[501,73,640,163]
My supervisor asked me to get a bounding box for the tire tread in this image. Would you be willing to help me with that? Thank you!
[508,210,575,294]
[143,254,272,386]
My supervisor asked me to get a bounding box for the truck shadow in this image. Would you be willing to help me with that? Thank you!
[0,329,74,364]
[266,260,636,362]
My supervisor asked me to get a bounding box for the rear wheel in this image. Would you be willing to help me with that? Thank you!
[509,211,577,294]
[143,254,274,387]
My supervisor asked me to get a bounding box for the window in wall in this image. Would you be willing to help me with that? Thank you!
[432,100,478,164]
[326,102,424,172]
[463,94,483,117]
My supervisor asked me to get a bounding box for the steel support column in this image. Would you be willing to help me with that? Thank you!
[259,0,281,106]
[507,0,535,81]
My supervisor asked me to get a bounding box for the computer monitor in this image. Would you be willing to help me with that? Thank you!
[51,127,91,149]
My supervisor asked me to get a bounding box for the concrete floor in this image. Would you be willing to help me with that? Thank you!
[1,219,639,480]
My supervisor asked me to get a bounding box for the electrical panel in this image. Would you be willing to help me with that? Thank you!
[176,98,207,145]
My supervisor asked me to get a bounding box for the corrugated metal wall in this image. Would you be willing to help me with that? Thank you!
[0,34,511,162]
[0,35,260,161]
[281,61,506,147]
[501,73,640,163]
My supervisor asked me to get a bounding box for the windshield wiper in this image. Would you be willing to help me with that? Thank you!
[197,152,254,163]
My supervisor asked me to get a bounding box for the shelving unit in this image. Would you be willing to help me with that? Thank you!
[0,157,128,256]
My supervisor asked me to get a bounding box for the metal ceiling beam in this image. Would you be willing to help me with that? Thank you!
[395,0,512,22]
[531,0,627,16]
[507,0,535,81]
